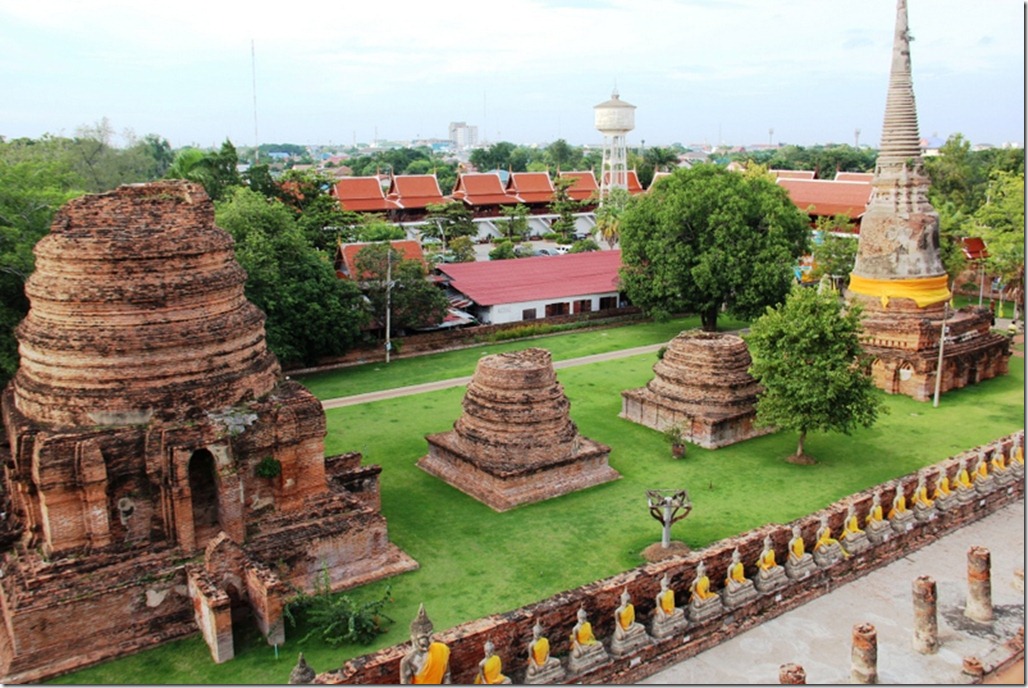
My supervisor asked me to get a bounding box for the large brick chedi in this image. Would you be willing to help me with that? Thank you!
[419,348,619,511]
[620,331,771,448]
[845,0,1008,401]
[0,182,416,682]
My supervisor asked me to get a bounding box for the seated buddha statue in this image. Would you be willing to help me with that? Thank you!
[609,587,652,657]
[1012,435,1025,478]
[399,604,452,685]
[990,445,1014,487]
[566,607,608,676]
[722,548,757,608]
[887,484,915,534]
[954,457,977,504]
[812,514,847,567]
[524,620,565,685]
[909,473,936,522]
[838,503,870,555]
[754,534,787,592]
[785,524,816,580]
[473,640,511,685]
[973,451,995,495]
[649,573,687,640]
[932,471,955,512]
[864,490,891,544]
[687,560,723,622]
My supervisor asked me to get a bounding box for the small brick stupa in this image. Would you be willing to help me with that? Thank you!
[845,0,1009,401]
[0,181,416,682]
[621,331,770,448]
[419,348,619,511]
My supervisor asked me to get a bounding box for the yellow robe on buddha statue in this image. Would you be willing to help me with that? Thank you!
[658,589,676,614]
[414,642,451,684]
[530,637,549,667]
[618,604,635,630]
[474,654,506,685]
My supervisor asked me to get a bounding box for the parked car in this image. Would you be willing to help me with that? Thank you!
[534,248,559,257]
[553,245,571,254]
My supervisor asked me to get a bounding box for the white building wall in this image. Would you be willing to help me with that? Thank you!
[479,291,620,325]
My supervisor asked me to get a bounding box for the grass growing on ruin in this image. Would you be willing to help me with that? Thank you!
[296,314,748,400]
[51,340,1025,685]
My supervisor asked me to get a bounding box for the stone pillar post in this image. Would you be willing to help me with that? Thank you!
[779,663,806,684]
[964,546,993,623]
[850,623,878,684]
[960,656,984,684]
[912,575,939,654]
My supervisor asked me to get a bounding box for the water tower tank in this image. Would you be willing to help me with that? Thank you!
[594,90,636,135]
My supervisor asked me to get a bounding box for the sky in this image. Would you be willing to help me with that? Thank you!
[0,0,1023,151]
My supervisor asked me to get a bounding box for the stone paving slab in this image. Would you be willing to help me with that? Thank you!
[642,500,1025,684]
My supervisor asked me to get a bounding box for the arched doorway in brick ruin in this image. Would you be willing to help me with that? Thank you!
[189,449,221,546]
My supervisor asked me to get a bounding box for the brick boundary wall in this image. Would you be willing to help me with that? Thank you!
[312,432,1025,685]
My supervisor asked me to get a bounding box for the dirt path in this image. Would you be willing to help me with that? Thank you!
[320,343,665,409]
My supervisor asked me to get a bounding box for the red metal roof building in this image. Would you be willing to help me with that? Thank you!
[771,169,816,180]
[331,177,398,213]
[334,239,427,280]
[436,250,623,324]
[834,171,875,183]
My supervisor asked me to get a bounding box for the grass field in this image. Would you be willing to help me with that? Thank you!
[51,323,1025,684]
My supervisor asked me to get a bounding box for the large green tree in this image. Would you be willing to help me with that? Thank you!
[619,165,810,330]
[215,187,366,365]
[974,170,1025,319]
[748,284,885,463]
[353,243,448,335]
[423,201,476,248]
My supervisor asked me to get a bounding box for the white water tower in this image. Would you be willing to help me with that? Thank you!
[594,89,636,201]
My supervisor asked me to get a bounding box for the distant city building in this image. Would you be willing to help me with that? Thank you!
[449,121,479,150]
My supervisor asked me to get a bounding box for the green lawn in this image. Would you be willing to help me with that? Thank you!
[52,329,1024,684]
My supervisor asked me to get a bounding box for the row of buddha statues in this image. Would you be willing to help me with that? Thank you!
[394,438,1023,683]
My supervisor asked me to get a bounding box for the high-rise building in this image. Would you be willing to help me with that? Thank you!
[449,121,479,150]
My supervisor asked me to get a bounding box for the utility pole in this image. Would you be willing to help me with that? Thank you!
[932,301,949,407]
[385,249,393,364]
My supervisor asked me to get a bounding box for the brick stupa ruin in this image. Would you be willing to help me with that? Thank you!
[0,181,417,683]
[845,0,1009,401]
[419,348,619,511]
[620,331,771,448]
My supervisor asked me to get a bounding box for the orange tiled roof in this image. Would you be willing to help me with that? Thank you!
[335,240,426,280]
[331,177,398,212]
[506,172,554,204]
[386,174,445,209]
[558,171,599,202]
[451,172,519,206]
[600,170,644,194]
[776,178,872,219]
[834,171,875,183]
[771,169,816,180]
[961,237,988,261]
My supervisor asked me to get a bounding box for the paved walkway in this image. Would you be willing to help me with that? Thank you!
[642,500,1025,685]
[320,343,665,409]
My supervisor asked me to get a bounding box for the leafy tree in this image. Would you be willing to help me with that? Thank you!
[809,218,858,288]
[595,186,631,248]
[619,165,810,330]
[569,238,600,253]
[498,203,530,243]
[974,170,1025,319]
[353,243,447,335]
[545,139,578,170]
[356,217,405,242]
[488,240,517,261]
[469,142,517,172]
[448,235,476,263]
[424,201,476,248]
[748,284,885,463]
[166,140,241,202]
[215,187,366,365]
[285,571,394,646]
[548,176,582,242]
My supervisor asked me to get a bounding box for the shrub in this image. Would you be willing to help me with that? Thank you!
[255,456,282,479]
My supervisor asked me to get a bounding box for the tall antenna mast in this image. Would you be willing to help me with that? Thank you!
[251,40,259,163]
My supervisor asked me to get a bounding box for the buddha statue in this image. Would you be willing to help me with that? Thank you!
[400,604,452,685]
[1012,435,1025,479]
[722,548,757,608]
[649,573,687,639]
[687,560,723,622]
[887,484,915,534]
[609,587,652,657]
[911,473,936,522]
[932,471,956,512]
[864,490,891,544]
[473,640,511,685]
[954,457,977,504]
[566,606,608,676]
[839,503,870,555]
[812,514,847,567]
[973,451,995,495]
[524,620,564,685]
[785,524,816,580]
[990,445,1014,487]
[754,534,787,593]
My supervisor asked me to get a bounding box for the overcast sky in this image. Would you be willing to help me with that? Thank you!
[1,0,1023,151]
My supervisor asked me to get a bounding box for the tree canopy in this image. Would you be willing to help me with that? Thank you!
[747,284,885,463]
[353,243,448,335]
[618,164,810,330]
